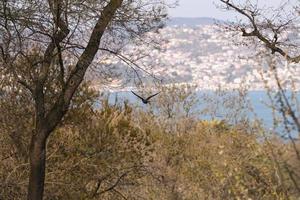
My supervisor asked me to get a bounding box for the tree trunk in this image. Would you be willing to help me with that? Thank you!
[27,132,47,200]
[25,1,123,198]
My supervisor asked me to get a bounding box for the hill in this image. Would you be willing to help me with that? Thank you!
[167,17,223,26]
[91,19,298,91]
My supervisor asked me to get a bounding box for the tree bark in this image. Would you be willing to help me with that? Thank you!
[26,1,123,199]
[27,131,47,200]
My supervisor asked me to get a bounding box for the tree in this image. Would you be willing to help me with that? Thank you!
[0,0,168,199]
[219,0,300,62]
[218,0,300,196]
[0,83,156,199]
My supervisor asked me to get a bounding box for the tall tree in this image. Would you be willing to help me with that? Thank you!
[218,0,300,195]
[0,0,167,199]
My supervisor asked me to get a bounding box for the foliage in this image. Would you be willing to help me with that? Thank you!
[2,83,300,199]
[218,1,300,197]
[0,1,171,198]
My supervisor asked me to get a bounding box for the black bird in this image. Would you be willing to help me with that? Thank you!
[131,91,160,104]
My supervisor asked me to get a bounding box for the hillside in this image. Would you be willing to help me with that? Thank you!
[166,17,222,26]
[91,18,299,91]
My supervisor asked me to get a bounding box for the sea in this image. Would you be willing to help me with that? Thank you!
[106,90,300,137]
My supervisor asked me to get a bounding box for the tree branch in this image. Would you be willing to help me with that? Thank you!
[99,47,162,83]
[220,0,300,63]
[99,172,127,195]
[45,0,123,136]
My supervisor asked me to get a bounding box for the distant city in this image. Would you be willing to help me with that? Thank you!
[91,17,299,91]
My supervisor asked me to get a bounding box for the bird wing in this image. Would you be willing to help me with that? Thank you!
[131,91,145,101]
[146,92,160,101]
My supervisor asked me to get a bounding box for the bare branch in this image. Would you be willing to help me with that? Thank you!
[99,47,162,83]
[99,172,127,195]
[45,0,123,135]
[219,0,300,63]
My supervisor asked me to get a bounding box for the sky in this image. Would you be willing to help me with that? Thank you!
[168,0,297,20]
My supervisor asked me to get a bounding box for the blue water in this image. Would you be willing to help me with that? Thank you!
[105,90,300,133]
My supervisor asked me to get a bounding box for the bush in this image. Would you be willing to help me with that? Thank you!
[0,84,298,199]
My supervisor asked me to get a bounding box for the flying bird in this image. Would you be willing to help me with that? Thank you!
[131,91,160,104]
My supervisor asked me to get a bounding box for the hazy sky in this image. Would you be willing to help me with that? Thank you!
[168,0,297,20]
